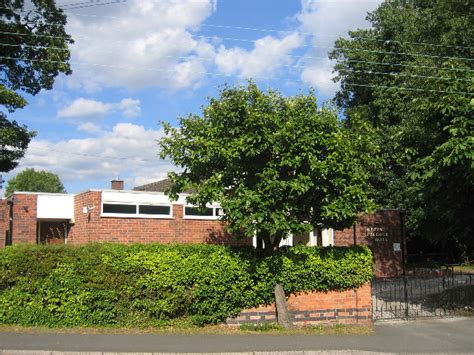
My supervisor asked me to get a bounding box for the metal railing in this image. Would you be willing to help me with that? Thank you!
[372,272,474,320]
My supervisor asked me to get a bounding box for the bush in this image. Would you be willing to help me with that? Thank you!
[0,243,373,327]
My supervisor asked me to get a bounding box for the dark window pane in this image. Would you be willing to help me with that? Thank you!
[139,205,171,215]
[185,206,213,216]
[103,204,136,214]
[215,208,224,216]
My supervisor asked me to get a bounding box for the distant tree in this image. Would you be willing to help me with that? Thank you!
[329,0,473,260]
[160,82,380,327]
[1,1,73,172]
[5,168,65,196]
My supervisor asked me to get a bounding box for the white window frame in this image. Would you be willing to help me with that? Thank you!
[322,228,334,247]
[253,228,334,248]
[183,205,222,220]
[101,201,173,219]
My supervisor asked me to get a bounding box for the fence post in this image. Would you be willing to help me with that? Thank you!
[400,210,407,276]
[404,276,409,318]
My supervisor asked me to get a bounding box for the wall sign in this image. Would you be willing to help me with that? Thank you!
[366,226,389,242]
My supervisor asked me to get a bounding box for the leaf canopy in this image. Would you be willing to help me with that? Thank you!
[160,82,380,243]
[329,0,474,258]
[1,0,73,172]
[5,168,65,196]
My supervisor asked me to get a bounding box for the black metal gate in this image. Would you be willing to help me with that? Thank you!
[372,273,474,320]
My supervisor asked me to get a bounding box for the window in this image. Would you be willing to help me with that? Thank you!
[184,206,214,217]
[139,205,171,215]
[183,205,222,219]
[102,202,172,218]
[103,203,136,214]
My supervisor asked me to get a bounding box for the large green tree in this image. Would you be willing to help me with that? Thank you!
[160,83,380,250]
[5,168,65,195]
[1,0,73,172]
[160,82,380,327]
[329,0,473,260]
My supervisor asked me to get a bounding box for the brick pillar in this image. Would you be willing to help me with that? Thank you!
[10,194,38,245]
[334,210,403,278]
[173,204,183,219]
[0,199,7,248]
[68,191,102,245]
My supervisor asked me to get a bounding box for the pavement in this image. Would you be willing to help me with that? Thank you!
[0,318,473,354]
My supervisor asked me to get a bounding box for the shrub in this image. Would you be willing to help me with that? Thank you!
[0,243,372,327]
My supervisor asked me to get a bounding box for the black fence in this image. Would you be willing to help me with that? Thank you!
[372,272,474,320]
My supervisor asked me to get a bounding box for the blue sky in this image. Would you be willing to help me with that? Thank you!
[2,0,382,196]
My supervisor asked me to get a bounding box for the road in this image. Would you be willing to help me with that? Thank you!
[0,318,473,354]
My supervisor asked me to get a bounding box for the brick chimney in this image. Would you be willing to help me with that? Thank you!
[111,179,124,190]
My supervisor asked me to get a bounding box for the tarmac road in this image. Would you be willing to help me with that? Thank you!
[0,318,473,354]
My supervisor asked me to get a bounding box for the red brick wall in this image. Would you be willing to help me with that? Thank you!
[0,199,7,247]
[334,210,403,278]
[8,194,38,245]
[68,191,250,246]
[227,282,372,325]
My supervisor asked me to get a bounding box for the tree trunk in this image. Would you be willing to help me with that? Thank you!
[262,233,273,255]
[272,233,283,250]
[259,231,293,328]
[274,283,293,329]
[261,232,283,255]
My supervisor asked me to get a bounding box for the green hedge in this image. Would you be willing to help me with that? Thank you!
[0,243,373,327]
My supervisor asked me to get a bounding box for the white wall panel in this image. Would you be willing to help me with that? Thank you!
[37,195,74,219]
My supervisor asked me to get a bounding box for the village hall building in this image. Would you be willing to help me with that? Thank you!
[0,179,404,278]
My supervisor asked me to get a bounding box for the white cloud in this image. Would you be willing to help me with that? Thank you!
[215,33,303,79]
[116,98,141,118]
[62,0,383,93]
[57,98,111,118]
[296,0,382,96]
[66,0,218,91]
[10,123,178,188]
[297,0,382,47]
[300,58,339,95]
[57,98,141,119]
[77,122,103,134]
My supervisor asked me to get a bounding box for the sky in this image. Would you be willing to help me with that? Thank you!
[2,0,383,196]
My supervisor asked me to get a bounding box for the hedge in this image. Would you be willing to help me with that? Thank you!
[0,243,373,327]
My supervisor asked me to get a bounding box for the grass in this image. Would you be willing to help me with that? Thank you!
[451,264,474,274]
[406,262,474,274]
[452,309,474,317]
[0,321,374,336]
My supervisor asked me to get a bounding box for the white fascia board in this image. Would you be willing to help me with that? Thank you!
[176,195,221,208]
[102,191,173,205]
[98,190,220,207]
[10,191,74,197]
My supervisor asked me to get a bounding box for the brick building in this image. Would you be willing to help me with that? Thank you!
[0,179,404,277]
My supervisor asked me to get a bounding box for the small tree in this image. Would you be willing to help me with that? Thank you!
[159,82,380,327]
[5,168,65,196]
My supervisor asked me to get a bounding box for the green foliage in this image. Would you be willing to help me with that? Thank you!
[0,115,35,172]
[5,168,66,195]
[329,0,473,259]
[0,2,73,172]
[0,243,373,327]
[160,82,380,250]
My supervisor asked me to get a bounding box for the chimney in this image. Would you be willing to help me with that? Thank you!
[111,179,124,190]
